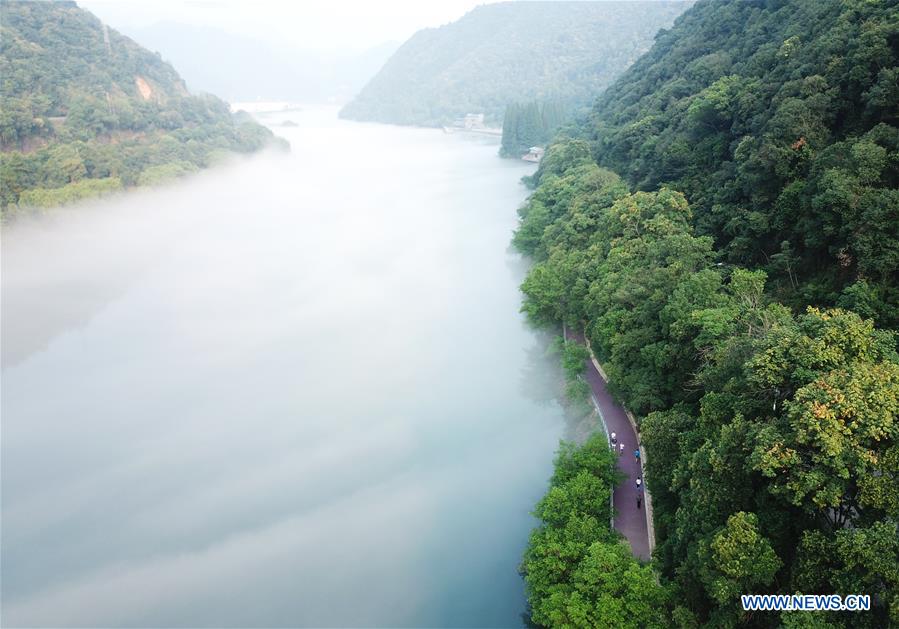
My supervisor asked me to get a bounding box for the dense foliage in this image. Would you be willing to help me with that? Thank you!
[587,0,899,324]
[339,1,689,127]
[520,143,899,628]
[499,100,569,158]
[521,434,669,628]
[518,0,899,626]
[0,0,283,212]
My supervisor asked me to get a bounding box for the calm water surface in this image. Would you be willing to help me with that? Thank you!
[1,107,567,627]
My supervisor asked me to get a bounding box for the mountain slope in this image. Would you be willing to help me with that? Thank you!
[0,0,283,211]
[585,0,899,313]
[339,1,691,127]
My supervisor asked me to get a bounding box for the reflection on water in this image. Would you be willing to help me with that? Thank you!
[1,107,568,628]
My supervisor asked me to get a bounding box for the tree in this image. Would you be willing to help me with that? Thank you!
[523,434,648,626]
[561,339,590,380]
[753,360,899,525]
[584,189,716,414]
[42,144,86,186]
[699,512,781,606]
[538,540,670,629]
[793,522,899,627]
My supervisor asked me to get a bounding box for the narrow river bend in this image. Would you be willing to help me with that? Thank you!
[1,107,568,627]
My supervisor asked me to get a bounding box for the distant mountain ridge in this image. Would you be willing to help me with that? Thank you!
[0,0,281,211]
[120,21,398,104]
[339,1,691,128]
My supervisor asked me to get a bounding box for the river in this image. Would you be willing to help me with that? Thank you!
[1,107,568,627]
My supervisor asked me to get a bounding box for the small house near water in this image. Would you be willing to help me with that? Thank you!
[522,146,545,162]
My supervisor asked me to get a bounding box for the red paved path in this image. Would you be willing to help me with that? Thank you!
[565,328,650,560]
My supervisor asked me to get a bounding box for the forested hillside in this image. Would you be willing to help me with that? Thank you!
[587,0,899,323]
[0,0,283,212]
[518,0,898,626]
[339,1,690,128]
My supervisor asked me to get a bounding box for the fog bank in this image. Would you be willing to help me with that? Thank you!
[2,107,567,627]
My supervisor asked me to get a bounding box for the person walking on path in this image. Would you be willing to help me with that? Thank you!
[635,477,642,490]
[634,448,640,464]
[563,326,651,560]
[610,432,617,445]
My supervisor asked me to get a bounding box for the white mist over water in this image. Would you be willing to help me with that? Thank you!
[1,107,567,627]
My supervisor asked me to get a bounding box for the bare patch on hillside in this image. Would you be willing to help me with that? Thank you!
[135,76,153,101]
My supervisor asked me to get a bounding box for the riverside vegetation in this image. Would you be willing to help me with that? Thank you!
[499,100,570,159]
[518,0,899,627]
[0,1,283,214]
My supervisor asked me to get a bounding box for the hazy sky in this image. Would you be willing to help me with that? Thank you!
[80,0,502,51]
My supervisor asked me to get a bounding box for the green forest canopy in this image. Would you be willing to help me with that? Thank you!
[521,435,670,629]
[517,0,898,626]
[586,0,899,321]
[339,1,690,128]
[0,0,284,212]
